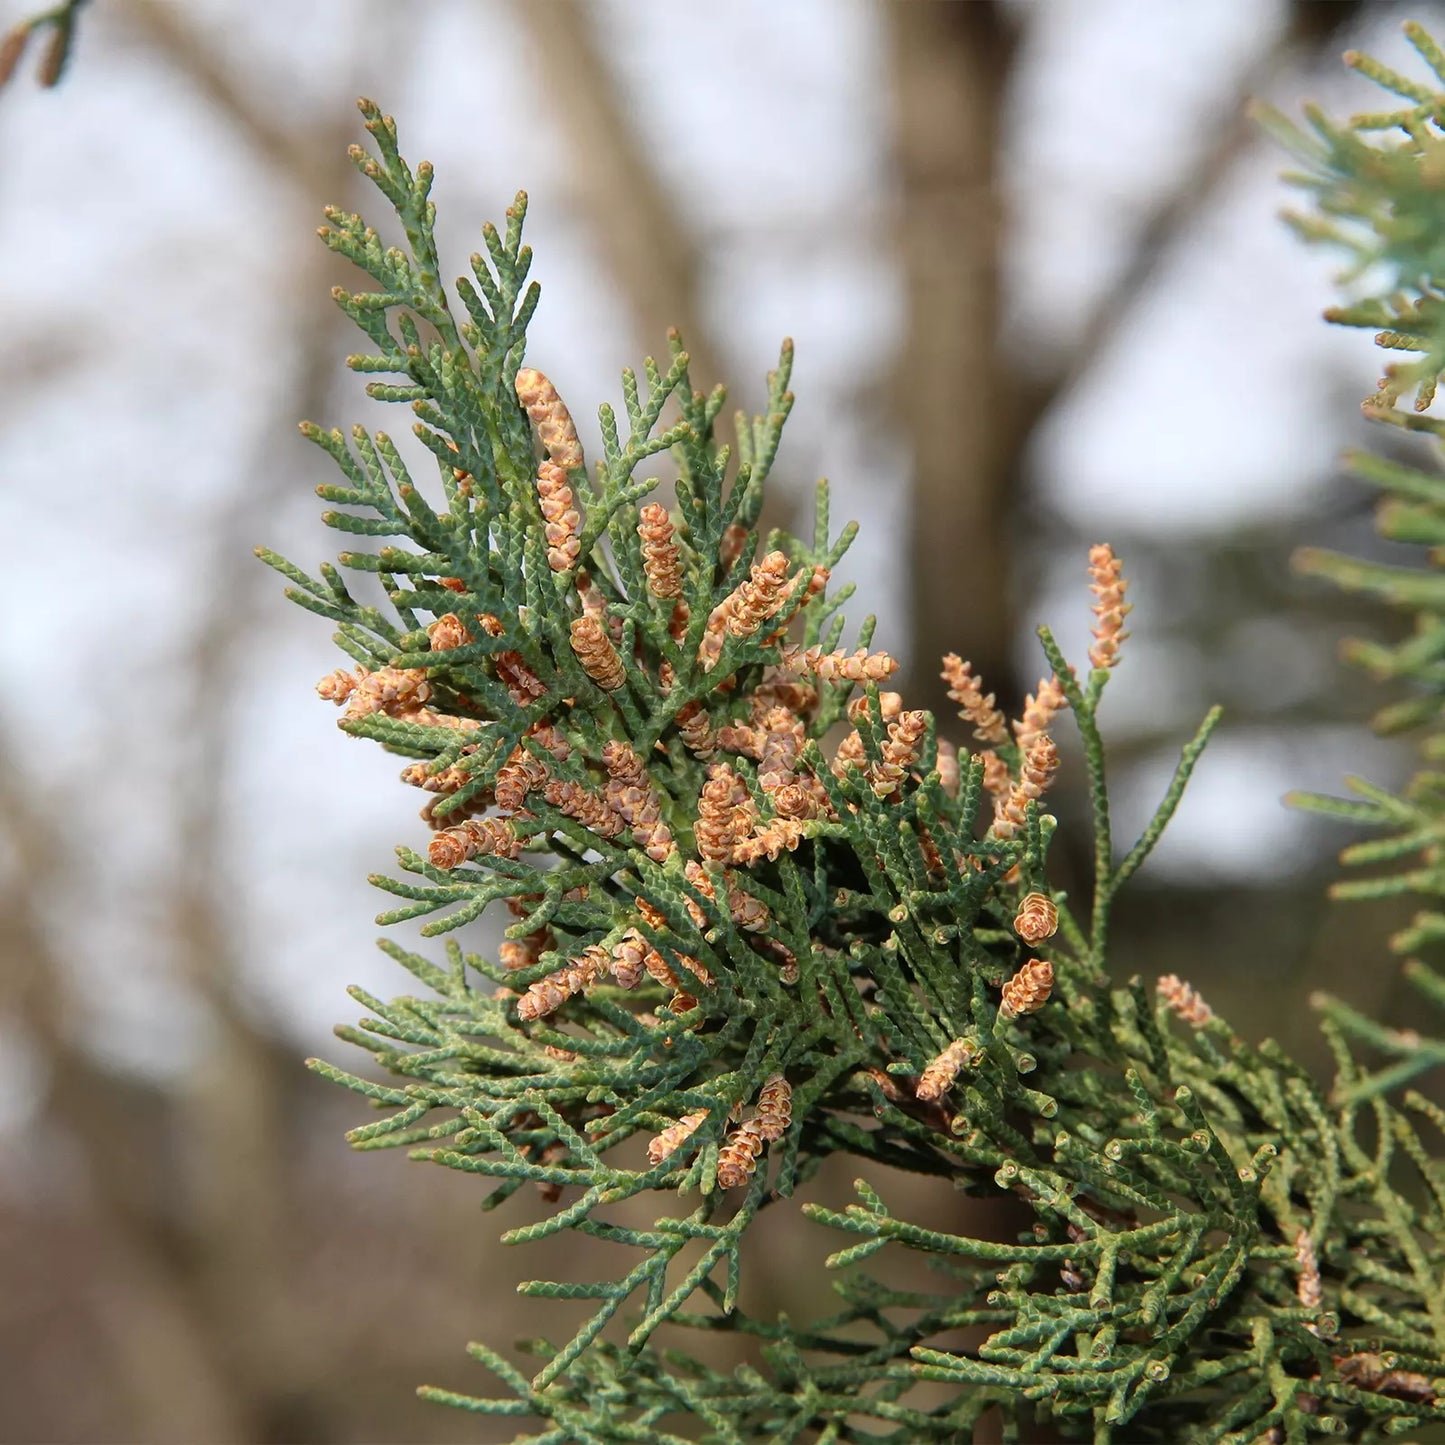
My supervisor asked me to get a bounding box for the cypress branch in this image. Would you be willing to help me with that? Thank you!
[270,49,1445,1439]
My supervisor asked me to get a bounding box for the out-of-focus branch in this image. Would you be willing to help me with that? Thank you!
[894,2,1363,721]
[0,7,374,1428]
[0,748,247,1443]
[1028,2,1365,423]
[153,143,362,1445]
[511,1,802,538]
[510,0,717,386]
[0,0,90,89]
[118,0,340,193]
[74,4,388,1431]
[164,255,348,1429]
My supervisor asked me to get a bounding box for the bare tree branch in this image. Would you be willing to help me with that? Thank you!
[510,0,719,385]
[893,2,1364,722]
[24,5,399,1433]
[119,1,341,194]
[1029,3,1363,421]
[0,747,248,1443]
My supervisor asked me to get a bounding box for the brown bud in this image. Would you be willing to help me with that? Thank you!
[866,710,928,799]
[1000,958,1053,1020]
[0,26,29,87]
[516,945,611,1022]
[696,767,747,864]
[428,612,472,651]
[716,1119,767,1189]
[1013,675,1068,750]
[754,1075,792,1142]
[941,655,1007,744]
[993,734,1060,839]
[316,668,359,703]
[1157,973,1213,1028]
[779,644,898,684]
[515,366,583,470]
[1088,544,1130,670]
[725,551,792,639]
[1013,893,1058,945]
[569,615,625,691]
[542,778,626,840]
[610,930,649,989]
[536,460,582,571]
[495,744,549,814]
[675,700,716,758]
[427,817,521,870]
[603,741,674,861]
[648,1110,708,1166]
[718,523,749,570]
[637,502,683,599]
[935,739,960,798]
[917,1038,974,1101]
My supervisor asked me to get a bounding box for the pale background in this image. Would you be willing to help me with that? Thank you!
[0,2,1434,1440]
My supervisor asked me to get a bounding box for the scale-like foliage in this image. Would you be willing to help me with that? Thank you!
[270,54,1445,1440]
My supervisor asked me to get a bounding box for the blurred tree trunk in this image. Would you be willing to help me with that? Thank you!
[513,0,714,383]
[884,29,1042,1439]
[889,1,1019,719]
[889,1,1364,724]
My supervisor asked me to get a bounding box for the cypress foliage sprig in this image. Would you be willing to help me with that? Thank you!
[274,67,1445,1440]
